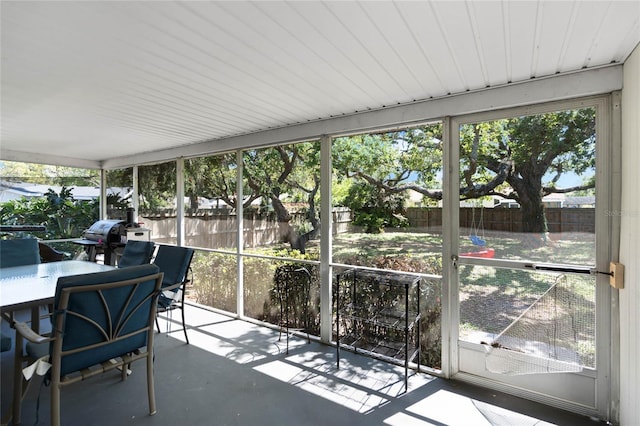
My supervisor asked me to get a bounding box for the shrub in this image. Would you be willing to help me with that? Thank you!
[191,248,320,333]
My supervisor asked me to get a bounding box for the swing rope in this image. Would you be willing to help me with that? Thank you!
[470,205,486,246]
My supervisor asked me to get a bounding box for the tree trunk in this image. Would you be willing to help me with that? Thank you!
[269,195,302,251]
[188,195,199,213]
[519,198,547,233]
[292,182,321,253]
[512,177,547,234]
[268,175,321,254]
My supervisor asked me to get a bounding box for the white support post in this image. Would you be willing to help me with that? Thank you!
[100,169,107,219]
[236,151,244,318]
[320,135,333,343]
[176,158,185,246]
[442,116,456,378]
[132,166,139,221]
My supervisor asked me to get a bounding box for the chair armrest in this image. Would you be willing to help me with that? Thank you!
[162,281,183,292]
[14,321,53,344]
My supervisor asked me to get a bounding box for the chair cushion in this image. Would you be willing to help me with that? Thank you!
[152,245,194,290]
[158,294,174,309]
[0,238,41,268]
[0,334,11,352]
[118,241,155,268]
[51,264,160,376]
[26,340,48,360]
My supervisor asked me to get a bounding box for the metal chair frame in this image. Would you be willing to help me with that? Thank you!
[10,265,163,426]
[153,245,194,344]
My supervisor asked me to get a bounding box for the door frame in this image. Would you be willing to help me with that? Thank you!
[442,94,619,420]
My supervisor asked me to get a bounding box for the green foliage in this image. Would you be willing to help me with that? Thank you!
[331,178,352,206]
[0,187,99,240]
[459,108,596,232]
[354,214,386,234]
[185,155,238,211]
[0,161,100,186]
[242,143,321,205]
[508,109,596,176]
[344,181,408,233]
[333,125,443,188]
[185,144,322,250]
[333,125,442,234]
[190,252,238,312]
[138,162,177,212]
[191,248,321,333]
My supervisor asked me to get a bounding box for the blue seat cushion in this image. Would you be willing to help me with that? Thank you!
[0,238,41,268]
[0,334,11,352]
[50,264,160,376]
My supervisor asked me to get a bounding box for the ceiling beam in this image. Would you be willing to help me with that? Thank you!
[0,149,103,169]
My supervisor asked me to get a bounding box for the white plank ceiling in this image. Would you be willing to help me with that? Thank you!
[1,1,639,167]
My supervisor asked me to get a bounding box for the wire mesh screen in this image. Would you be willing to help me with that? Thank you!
[459,265,596,375]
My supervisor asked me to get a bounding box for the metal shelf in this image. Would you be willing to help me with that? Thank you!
[335,268,421,390]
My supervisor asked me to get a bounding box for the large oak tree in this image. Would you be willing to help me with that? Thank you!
[334,108,595,234]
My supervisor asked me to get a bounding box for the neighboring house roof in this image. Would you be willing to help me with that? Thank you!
[0,181,131,202]
[563,196,596,207]
[0,184,42,203]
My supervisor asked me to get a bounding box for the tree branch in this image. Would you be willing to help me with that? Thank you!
[460,158,513,199]
[276,146,296,186]
[542,184,594,195]
[463,125,481,187]
[352,171,443,200]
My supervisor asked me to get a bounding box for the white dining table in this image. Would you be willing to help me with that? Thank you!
[0,260,115,333]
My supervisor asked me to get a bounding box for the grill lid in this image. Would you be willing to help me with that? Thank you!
[83,219,126,244]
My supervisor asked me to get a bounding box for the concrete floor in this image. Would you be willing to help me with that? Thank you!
[1,305,606,425]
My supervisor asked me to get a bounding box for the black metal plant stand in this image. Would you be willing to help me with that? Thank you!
[335,268,421,390]
[275,265,312,354]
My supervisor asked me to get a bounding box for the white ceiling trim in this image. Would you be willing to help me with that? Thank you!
[0,149,104,170]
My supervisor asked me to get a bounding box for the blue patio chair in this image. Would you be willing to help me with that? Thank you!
[0,334,11,352]
[117,240,155,268]
[152,245,194,344]
[0,238,42,341]
[0,238,40,268]
[11,264,163,426]
[38,242,65,262]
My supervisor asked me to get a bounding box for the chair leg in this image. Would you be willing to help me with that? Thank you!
[10,332,43,426]
[51,382,61,426]
[155,305,188,344]
[156,310,171,336]
[121,358,129,381]
[180,307,189,344]
[147,350,157,415]
[12,333,24,425]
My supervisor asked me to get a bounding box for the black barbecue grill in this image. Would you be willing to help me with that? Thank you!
[74,219,127,265]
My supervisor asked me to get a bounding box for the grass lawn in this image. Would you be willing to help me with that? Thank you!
[332,228,595,272]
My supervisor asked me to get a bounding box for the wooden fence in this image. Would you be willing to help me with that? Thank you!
[140,207,352,248]
[407,207,595,233]
[137,206,594,247]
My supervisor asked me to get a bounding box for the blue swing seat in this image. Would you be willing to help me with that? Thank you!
[470,235,486,246]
